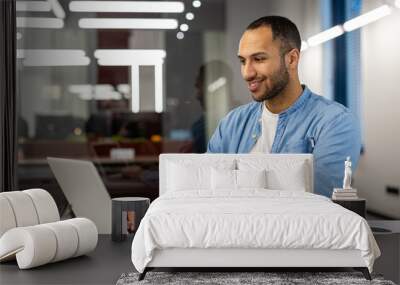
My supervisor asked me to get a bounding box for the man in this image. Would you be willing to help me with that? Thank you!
[207,16,361,197]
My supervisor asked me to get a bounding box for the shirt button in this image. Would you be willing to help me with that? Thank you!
[252,134,257,139]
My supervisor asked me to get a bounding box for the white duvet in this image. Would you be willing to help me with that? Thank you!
[131,190,380,273]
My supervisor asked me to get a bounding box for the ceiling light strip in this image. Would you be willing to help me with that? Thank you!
[16,17,64,29]
[304,4,395,51]
[343,5,392,32]
[16,1,51,12]
[95,49,166,113]
[79,18,178,29]
[48,0,66,19]
[69,1,184,13]
[24,56,90,66]
[307,25,344,47]
[300,41,308,51]
[95,49,166,65]
[154,64,163,113]
[131,65,140,113]
[17,49,89,66]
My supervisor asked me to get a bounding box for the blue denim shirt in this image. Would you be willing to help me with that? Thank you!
[207,86,361,197]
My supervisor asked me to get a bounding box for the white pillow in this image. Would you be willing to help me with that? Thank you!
[211,168,267,190]
[168,163,209,191]
[237,158,308,191]
[211,168,236,190]
[267,165,306,191]
[237,169,267,189]
[167,159,235,191]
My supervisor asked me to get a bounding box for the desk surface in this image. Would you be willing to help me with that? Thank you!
[368,220,400,234]
[2,222,399,285]
[18,155,159,166]
[0,235,134,285]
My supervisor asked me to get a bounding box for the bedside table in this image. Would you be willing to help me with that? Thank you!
[332,198,366,218]
[111,197,150,242]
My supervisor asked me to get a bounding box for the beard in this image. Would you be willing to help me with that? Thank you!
[251,57,290,102]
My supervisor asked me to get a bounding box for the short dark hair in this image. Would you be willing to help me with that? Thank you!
[246,16,301,54]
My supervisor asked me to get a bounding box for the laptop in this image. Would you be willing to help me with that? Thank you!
[47,157,111,234]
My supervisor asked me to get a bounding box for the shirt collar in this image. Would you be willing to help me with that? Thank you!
[255,85,311,120]
[279,85,311,117]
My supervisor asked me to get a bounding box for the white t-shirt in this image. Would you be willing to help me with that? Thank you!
[250,103,279,153]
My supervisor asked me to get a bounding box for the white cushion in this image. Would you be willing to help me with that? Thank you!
[211,168,236,190]
[65,218,98,257]
[0,218,98,269]
[168,163,210,191]
[237,158,308,191]
[23,189,60,224]
[267,165,307,191]
[0,226,57,269]
[42,222,79,262]
[0,188,98,270]
[167,159,235,191]
[0,196,16,237]
[211,169,267,190]
[237,169,267,189]
[0,192,39,227]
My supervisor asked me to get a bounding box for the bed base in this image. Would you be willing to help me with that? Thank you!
[138,266,371,281]
[138,248,372,281]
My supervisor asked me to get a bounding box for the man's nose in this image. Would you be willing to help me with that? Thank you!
[242,62,256,81]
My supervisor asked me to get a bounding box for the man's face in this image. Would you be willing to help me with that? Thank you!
[238,26,289,102]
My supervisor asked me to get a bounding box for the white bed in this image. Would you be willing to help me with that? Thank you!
[131,154,380,280]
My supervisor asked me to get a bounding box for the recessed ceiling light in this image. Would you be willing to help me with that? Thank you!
[185,12,194,20]
[176,32,184,39]
[192,0,201,8]
[69,1,185,13]
[180,23,189,32]
[78,18,178,30]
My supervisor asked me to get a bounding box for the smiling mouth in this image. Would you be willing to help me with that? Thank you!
[248,80,263,92]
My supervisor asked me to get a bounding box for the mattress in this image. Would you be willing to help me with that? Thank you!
[131,190,380,273]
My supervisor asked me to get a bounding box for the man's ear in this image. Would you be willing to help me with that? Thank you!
[286,49,300,69]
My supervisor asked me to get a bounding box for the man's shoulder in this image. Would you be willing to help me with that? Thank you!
[225,101,260,119]
[308,91,352,119]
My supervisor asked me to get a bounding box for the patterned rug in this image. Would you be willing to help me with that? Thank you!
[116,271,396,285]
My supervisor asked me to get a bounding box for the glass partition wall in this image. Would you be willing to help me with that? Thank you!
[16,0,229,215]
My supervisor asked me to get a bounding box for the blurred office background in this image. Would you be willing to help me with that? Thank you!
[15,0,400,218]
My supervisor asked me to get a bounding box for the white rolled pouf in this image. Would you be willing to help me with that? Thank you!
[42,221,79,263]
[0,195,17,237]
[23,189,60,223]
[0,226,57,269]
[65,218,98,257]
[1,192,39,227]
